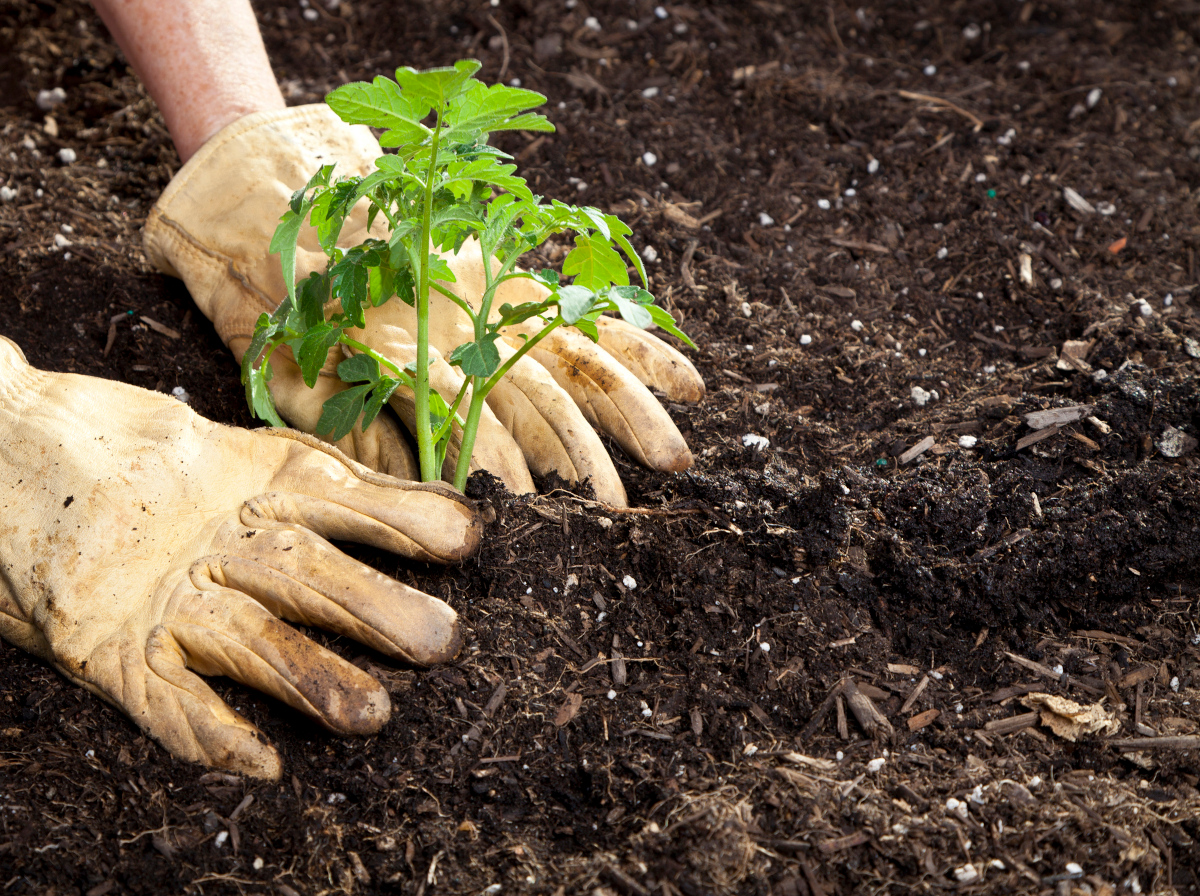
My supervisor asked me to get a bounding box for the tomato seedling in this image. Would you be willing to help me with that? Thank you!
[243,59,692,490]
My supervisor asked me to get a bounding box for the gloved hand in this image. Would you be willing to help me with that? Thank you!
[143,105,705,506]
[0,336,479,778]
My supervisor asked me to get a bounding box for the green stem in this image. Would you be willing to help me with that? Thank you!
[453,379,488,492]
[431,377,471,446]
[481,317,563,395]
[340,336,415,388]
[413,115,445,482]
[449,317,565,490]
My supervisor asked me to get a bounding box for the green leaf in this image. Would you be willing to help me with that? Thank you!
[613,295,652,329]
[288,163,335,214]
[427,253,456,284]
[394,59,481,111]
[497,298,554,326]
[645,303,697,349]
[326,76,432,145]
[368,263,395,306]
[572,317,600,343]
[563,233,630,291]
[295,271,330,331]
[443,81,553,143]
[295,322,341,387]
[337,353,381,384]
[556,284,597,324]
[360,376,401,431]
[448,333,502,377]
[329,253,370,327]
[269,210,305,301]
[315,383,372,442]
[245,363,285,427]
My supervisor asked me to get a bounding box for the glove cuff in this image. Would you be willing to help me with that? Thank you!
[143,104,381,350]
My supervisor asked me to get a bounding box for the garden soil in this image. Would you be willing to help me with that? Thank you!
[2,1,1200,893]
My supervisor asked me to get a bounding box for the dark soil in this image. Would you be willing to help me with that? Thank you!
[2,1,1200,893]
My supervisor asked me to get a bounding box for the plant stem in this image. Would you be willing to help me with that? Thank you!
[453,379,487,492]
[450,316,565,490]
[414,109,445,483]
[339,336,413,387]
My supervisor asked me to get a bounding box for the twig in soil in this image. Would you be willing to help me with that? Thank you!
[680,239,699,290]
[899,675,930,714]
[1003,651,1103,696]
[983,710,1039,735]
[898,436,935,465]
[1110,735,1200,751]
[536,491,705,517]
[898,90,985,131]
[843,678,895,740]
[486,15,510,83]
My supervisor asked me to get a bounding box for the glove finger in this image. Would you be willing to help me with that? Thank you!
[350,324,536,495]
[484,348,628,506]
[252,430,484,564]
[594,316,706,402]
[205,524,461,666]
[141,625,283,778]
[507,326,693,472]
[169,585,390,736]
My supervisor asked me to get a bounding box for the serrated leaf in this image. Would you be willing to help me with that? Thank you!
[337,352,382,384]
[330,254,370,327]
[360,376,401,431]
[296,322,341,387]
[497,298,554,326]
[368,263,395,306]
[394,59,481,110]
[448,333,502,377]
[556,284,598,324]
[326,77,432,145]
[572,317,600,342]
[295,271,329,331]
[645,303,697,348]
[563,233,630,291]
[269,210,305,301]
[427,253,456,284]
[315,383,372,442]
[245,363,285,428]
[613,295,652,329]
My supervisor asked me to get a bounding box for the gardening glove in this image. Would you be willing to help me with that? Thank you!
[0,336,479,779]
[144,105,705,505]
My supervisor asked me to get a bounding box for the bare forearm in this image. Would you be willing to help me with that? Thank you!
[90,0,285,161]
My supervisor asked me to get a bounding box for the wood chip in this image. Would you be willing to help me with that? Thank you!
[1110,735,1200,751]
[1016,423,1063,451]
[900,676,930,714]
[843,679,895,740]
[140,315,180,339]
[898,436,936,465]
[780,751,837,772]
[610,645,627,687]
[983,711,1039,735]
[1062,186,1095,214]
[1023,405,1094,429]
[818,830,869,853]
[887,663,922,676]
[554,693,583,727]
[907,709,940,731]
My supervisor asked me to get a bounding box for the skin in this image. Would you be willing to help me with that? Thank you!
[90,0,285,162]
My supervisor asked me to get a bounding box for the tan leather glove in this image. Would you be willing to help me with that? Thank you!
[0,336,479,779]
[143,105,705,506]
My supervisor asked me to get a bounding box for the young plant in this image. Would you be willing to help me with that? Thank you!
[243,59,693,491]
